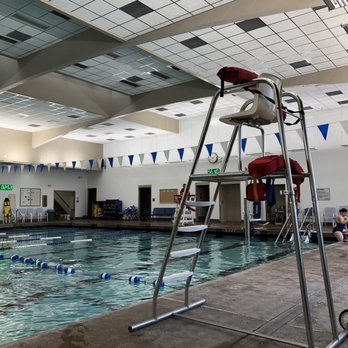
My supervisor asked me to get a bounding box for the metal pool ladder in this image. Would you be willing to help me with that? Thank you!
[129,72,348,348]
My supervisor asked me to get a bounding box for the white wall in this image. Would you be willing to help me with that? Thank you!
[0,169,89,218]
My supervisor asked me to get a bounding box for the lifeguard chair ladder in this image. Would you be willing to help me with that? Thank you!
[129,71,348,348]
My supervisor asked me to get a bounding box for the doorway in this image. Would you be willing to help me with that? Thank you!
[54,190,75,218]
[195,184,210,221]
[139,186,151,220]
[219,183,241,222]
[88,188,97,218]
[266,184,286,223]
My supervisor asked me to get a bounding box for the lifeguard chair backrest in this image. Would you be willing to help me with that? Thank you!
[219,72,283,126]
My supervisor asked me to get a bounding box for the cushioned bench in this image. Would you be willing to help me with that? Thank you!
[151,207,175,219]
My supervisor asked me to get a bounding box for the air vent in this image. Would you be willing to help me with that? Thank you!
[51,10,70,21]
[106,53,120,59]
[170,65,180,71]
[120,80,139,87]
[67,115,81,119]
[125,128,135,131]
[7,30,31,42]
[28,124,41,127]
[74,63,88,69]
[12,13,49,30]
[125,135,134,138]
[101,122,114,126]
[150,71,169,79]
[0,35,17,44]
[86,134,96,137]
[156,107,168,111]
[106,138,116,141]
[175,113,186,117]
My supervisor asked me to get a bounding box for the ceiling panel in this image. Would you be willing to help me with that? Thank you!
[59,46,196,95]
[0,0,86,58]
[41,0,236,40]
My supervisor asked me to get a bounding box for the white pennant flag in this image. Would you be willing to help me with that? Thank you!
[117,156,123,166]
[221,141,229,154]
[7,165,11,173]
[33,164,38,173]
[296,129,303,140]
[20,165,24,173]
[191,146,198,156]
[164,150,170,162]
[255,136,263,150]
[80,160,85,169]
[63,162,67,171]
[139,154,144,165]
[47,163,51,172]
[97,158,103,169]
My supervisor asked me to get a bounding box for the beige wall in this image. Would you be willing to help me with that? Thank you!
[0,128,102,165]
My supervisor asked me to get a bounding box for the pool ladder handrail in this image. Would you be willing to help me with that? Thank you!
[129,76,347,348]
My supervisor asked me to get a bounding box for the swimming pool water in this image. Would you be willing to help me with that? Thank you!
[0,227,313,345]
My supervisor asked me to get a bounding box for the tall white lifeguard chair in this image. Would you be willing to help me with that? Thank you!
[129,67,347,348]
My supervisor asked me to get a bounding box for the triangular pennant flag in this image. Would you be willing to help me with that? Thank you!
[39,164,44,172]
[178,148,184,161]
[47,163,51,172]
[118,156,123,166]
[275,132,281,144]
[97,159,103,169]
[296,129,303,140]
[63,162,66,171]
[20,164,24,173]
[318,123,329,140]
[139,154,144,165]
[14,165,18,173]
[55,162,59,171]
[255,136,263,151]
[108,157,114,168]
[151,152,157,164]
[80,160,84,169]
[28,164,32,172]
[1,165,5,173]
[221,141,229,154]
[164,150,170,162]
[128,155,134,166]
[7,165,11,173]
[72,161,76,169]
[191,146,198,156]
[33,164,38,173]
[205,144,213,156]
[89,159,94,169]
[241,138,247,153]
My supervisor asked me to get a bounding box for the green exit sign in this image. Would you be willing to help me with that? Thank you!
[0,184,13,191]
[207,168,220,174]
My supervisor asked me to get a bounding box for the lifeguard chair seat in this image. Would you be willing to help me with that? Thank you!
[219,73,283,126]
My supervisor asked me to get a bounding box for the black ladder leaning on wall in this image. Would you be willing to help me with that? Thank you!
[129,69,348,348]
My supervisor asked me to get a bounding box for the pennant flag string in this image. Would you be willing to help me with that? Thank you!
[275,132,281,145]
[89,159,94,170]
[205,144,213,156]
[318,123,329,140]
[241,138,247,153]
[151,152,157,164]
[128,155,134,166]
[108,157,114,168]
[178,148,184,161]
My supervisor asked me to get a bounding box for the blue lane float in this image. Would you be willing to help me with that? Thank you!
[99,273,111,280]
[152,280,165,287]
[10,255,19,261]
[0,255,3,260]
[10,255,74,272]
[129,275,141,284]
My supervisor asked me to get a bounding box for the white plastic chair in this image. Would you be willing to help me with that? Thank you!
[37,208,48,222]
[26,208,37,222]
[17,209,27,223]
[219,73,283,126]
[322,207,336,227]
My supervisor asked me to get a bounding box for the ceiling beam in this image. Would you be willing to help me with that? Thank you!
[0,28,123,92]
[283,66,348,86]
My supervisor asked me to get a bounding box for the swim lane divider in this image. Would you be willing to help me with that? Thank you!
[11,254,75,273]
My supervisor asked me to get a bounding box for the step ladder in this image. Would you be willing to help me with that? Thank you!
[129,71,347,348]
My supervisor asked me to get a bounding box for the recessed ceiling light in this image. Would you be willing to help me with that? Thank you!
[125,135,134,138]
[17,113,29,117]
[145,132,155,135]
[125,128,136,131]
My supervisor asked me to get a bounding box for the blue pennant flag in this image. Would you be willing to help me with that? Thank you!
[151,152,157,163]
[28,165,32,172]
[39,164,44,172]
[205,144,213,156]
[178,148,184,161]
[128,155,134,166]
[89,159,94,169]
[318,123,329,140]
[241,138,247,153]
[55,162,59,170]
[275,132,281,144]
[108,157,114,168]
[1,165,5,173]
[14,165,18,173]
[72,161,76,169]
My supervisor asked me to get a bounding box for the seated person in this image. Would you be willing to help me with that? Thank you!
[333,208,348,242]
[2,198,11,224]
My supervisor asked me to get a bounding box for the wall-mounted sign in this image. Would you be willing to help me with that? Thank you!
[207,168,220,174]
[0,184,13,191]
[317,188,330,201]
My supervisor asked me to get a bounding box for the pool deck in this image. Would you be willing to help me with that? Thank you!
[3,238,348,347]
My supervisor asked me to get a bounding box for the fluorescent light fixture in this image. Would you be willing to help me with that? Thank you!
[323,0,348,10]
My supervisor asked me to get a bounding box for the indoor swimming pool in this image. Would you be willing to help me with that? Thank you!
[0,227,314,345]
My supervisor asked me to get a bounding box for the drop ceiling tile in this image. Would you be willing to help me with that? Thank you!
[269,19,297,33]
[176,0,211,13]
[215,23,244,37]
[210,38,234,50]
[260,13,288,25]
[249,26,275,39]
[72,6,99,21]
[258,34,283,45]
[278,28,304,40]
[157,3,187,20]
[230,32,253,44]
[291,11,320,26]
[301,21,327,35]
